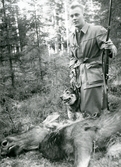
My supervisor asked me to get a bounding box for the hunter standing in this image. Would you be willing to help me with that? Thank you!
[69,2,117,117]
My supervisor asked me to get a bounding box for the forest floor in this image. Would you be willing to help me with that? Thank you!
[0,53,121,167]
[0,149,121,167]
[0,93,121,167]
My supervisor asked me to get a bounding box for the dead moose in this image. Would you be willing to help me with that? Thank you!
[39,110,121,167]
[0,113,59,157]
[0,126,48,157]
[1,111,121,167]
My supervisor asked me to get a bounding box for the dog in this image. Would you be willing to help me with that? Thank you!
[39,110,121,167]
[60,88,83,121]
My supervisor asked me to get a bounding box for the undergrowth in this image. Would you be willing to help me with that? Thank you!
[0,51,121,167]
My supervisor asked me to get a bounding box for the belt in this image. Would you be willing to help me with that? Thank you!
[74,58,102,68]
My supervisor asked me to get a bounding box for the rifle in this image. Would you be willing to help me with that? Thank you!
[102,0,113,110]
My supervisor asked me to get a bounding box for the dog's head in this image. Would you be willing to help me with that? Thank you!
[60,88,78,106]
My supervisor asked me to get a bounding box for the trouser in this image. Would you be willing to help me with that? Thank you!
[80,85,103,117]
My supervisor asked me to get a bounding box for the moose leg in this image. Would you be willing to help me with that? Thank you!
[74,133,94,167]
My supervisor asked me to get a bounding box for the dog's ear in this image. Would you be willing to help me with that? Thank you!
[75,88,81,96]
[74,88,79,95]
[69,87,75,94]
[70,87,79,96]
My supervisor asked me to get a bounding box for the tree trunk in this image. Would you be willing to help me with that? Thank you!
[2,0,15,88]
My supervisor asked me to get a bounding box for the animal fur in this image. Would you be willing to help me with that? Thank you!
[1,111,121,167]
[39,110,121,167]
[0,126,48,157]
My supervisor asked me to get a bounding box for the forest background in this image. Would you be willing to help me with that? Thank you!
[0,0,121,166]
[0,0,121,165]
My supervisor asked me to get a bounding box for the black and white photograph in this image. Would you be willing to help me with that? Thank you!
[0,0,121,166]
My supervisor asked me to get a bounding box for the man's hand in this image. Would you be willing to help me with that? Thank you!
[70,69,77,90]
[70,76,77,90]
[103,41,117,57]
[110,44,117,57]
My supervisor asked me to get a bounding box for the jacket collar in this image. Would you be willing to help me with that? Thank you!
[71,22,89,35]
[81,22,89,34]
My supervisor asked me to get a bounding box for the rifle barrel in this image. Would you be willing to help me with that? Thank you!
[102,0,113,110]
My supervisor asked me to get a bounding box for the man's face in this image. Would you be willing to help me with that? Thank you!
[70,7,85,29]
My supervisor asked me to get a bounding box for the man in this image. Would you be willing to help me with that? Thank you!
[69,2,117,118]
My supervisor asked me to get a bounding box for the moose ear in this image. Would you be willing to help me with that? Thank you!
[42,113,60,125]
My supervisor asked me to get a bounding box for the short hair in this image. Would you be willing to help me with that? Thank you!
[70,1,84,12]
